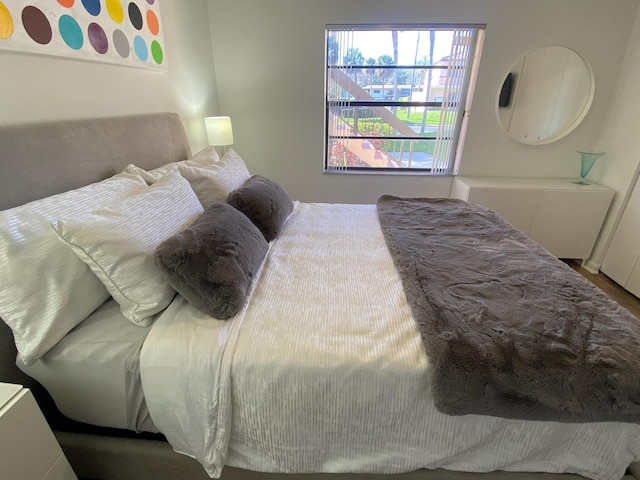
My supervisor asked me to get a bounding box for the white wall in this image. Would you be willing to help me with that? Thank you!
[0,1,218,151]
[585,6,640,271]
[208,0,638,204]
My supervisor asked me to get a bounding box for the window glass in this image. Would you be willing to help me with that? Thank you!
[325,25,485,174]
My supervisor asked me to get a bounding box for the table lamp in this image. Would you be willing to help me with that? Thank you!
[205,116,234,155]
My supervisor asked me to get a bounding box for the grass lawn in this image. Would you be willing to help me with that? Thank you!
[395,109,441,125]
[383,138,435,155]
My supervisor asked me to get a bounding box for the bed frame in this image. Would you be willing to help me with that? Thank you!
[0,113,634,480]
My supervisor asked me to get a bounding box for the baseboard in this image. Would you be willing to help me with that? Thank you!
[582,258,601,274]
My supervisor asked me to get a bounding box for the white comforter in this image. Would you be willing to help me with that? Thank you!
[140,202,640,480]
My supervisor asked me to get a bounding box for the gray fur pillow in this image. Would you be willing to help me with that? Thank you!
[154,202,268,319]
[227,175,293,242]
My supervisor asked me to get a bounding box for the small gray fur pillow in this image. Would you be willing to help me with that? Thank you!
[154,201,268,319]
[227,175,293,242]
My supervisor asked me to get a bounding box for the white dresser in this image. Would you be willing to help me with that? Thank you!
[0,383,77,480]
[451,177,614,260]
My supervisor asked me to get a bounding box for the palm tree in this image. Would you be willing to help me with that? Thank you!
[420,31,436,133]
[343,47,365,85]
[377,54,394,100]
[392,31,399,102]
[365,57,377,89]
[327,34,339,65]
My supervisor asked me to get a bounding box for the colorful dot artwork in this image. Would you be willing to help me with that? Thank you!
[0,0,166,70]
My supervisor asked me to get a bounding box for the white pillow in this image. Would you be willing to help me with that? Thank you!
[124,162,176,184]
[123,148,251,208]
[179,148,251,207]
[0,172,148,366]
[122,146,220,184]
[52,171,204,326]
[190,145,220,162]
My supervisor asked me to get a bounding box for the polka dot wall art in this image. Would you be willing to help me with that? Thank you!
[0,0,166,70]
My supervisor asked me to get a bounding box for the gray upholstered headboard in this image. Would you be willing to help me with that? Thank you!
[0,112,192,386]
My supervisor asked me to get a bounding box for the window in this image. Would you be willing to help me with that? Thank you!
[325,25,485,174]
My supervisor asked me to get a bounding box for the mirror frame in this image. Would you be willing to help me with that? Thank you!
[496,46,595,145]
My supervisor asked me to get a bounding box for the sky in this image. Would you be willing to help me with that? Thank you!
[336,30,454,65]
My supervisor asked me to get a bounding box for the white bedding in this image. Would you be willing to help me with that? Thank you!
[140,202,640,480]
[21,298,156,432]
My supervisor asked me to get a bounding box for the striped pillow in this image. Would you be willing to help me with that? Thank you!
[52,170,203,326]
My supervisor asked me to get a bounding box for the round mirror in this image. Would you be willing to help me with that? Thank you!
[496,46,594,145]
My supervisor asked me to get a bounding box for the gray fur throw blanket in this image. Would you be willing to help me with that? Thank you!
[376,195,640,423]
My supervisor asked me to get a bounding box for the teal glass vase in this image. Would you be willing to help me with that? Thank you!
[574,151,605,185]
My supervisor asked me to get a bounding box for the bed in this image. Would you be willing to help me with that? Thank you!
[1,112,639,480]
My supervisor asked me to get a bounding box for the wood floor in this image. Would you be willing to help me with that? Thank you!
[564,260,640,319]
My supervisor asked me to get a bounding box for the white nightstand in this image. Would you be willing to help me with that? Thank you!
[0,383,77,480]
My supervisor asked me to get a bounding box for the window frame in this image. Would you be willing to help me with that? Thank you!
[324,24,486,175]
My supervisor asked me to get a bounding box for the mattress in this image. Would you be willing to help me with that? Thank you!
[140,202,640,480]
[20,298,156,433]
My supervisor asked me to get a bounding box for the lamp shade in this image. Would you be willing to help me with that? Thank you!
[205,116,234,146]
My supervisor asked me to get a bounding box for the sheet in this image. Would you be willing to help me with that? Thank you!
[20,298,156,432]
[140,202,640,480]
